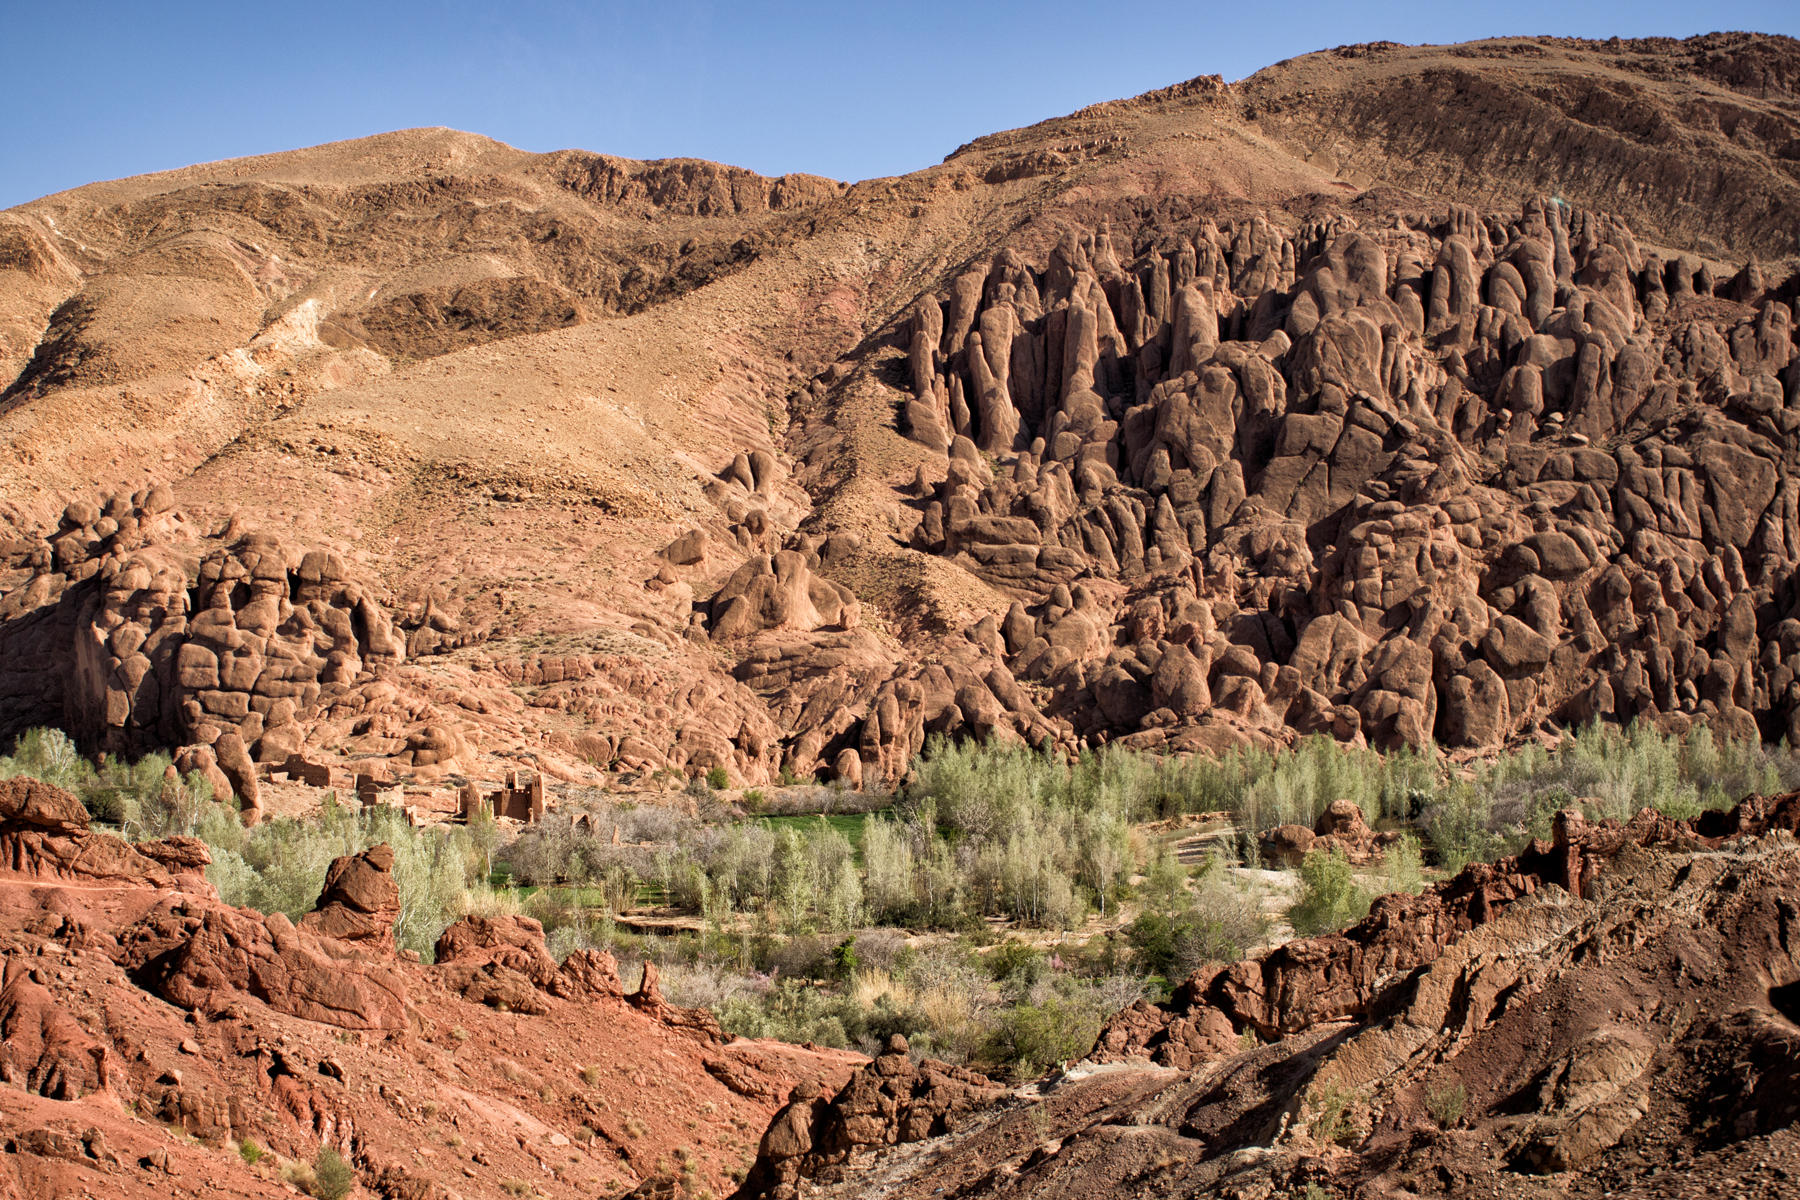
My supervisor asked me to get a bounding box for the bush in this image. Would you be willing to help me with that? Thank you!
[1469,721,1793,842]
[0,728,238,836]
[1377,833,1425,898]
[982,996,1099,1080]
[0,728,94,796]
[828,936,861,982]
[1287,848,1371,937]
[1126,866,1268,980]
[311,1146,355,1200]
[1424,782,1500,873]
[1238,736,1435,832]
[238,1138,263,1165]
[1425,1080,1467,1127]
[1308,1079,1359,1145]
[707,766,730,791]
[985,940,1047,992]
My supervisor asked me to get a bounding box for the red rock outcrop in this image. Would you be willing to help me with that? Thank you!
[1261,797,1398,866]
[298,844,401,950]
[1098,793,1800,1064]
[0,778,863,1198]
[627,959,726,1044]
[732,1034,1007,1200]
[0,960,119,1100]
[433,912,626,1013]
[0,776,209,892]
[119,889,412,1033]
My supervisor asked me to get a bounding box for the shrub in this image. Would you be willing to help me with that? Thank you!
[1126,867,1267,980]
[982,996,1099,1080]
[1425,1080,1467,1127]
[1238,736,1436,832]
[828,936,861,982]
[0,728,94,796]
[1378,833,1425,898]
[707,766,730,790]
[311,1146,355,1200]
[1424,782,1501,873]
[238,1138,263,1165]
[1287,848,1371,937]
[985,940,1047,991]
[718,980,867,1049]
[279,1161,317,1193]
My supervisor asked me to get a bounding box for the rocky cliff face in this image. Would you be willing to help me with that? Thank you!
[0,37,1794,796]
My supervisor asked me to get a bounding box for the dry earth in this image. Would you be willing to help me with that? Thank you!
[3,28,1800,1200]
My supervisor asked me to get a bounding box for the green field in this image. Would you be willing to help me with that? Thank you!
[746,809,888,858]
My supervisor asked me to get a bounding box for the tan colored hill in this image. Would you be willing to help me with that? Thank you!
[0,32,1797,814]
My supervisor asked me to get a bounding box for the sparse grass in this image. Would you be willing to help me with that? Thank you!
[1308,1079,1359,1146]
[1426,1080,1467,1127]
[279,1160,317,1194]
[495,1057,542,1089]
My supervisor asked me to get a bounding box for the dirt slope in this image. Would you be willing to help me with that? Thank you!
[0,34,1796,805]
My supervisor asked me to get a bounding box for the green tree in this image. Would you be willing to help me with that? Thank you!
[1288,847,1372,936]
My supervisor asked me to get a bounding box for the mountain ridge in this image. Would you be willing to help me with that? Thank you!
[0,30,1796,799]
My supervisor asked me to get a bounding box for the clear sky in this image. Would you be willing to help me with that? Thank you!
[3,1,1796,209]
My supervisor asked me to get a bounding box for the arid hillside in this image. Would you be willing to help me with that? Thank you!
[0,32,1797,811]
[0,776,860,1200]
[3,30,1800,1200]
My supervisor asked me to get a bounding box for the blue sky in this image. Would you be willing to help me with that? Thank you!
[3,1,1796,208]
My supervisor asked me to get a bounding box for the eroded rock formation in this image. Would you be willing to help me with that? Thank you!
[734,1034,1008,1200]
[0,37,1795,798]
[894,201,1800,763]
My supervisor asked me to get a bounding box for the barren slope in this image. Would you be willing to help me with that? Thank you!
[0,33,1795,809]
